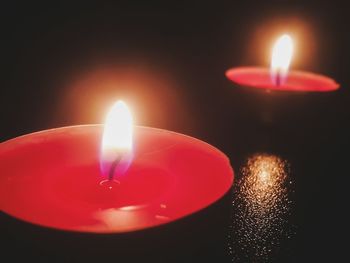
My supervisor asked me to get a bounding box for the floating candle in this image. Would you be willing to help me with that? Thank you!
[0,101,233,233]
[226,34,339,92]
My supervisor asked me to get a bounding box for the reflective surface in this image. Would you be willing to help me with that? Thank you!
[2,1,348,261]
[228,154,294,262]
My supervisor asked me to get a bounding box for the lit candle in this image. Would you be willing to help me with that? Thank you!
[0,100,234,262]
[0,101,233,233]
[226,34,339,92]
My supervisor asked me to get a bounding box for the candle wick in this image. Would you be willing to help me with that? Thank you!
[108,155,123,181]
[275,71,281,87]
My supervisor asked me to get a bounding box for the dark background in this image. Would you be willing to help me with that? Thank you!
[1,1,349,262]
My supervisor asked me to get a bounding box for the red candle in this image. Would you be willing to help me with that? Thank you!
[226,34,339,92]
[0,102,233,233]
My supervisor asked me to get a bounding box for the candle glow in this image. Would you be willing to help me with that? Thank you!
[270,34,294,86]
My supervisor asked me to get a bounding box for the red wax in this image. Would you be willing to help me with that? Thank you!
[0,125,233,233]
[226,67,339,92]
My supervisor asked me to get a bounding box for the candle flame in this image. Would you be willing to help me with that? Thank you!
[100,100,133,180]
[102,100,133,152]
[270,34,293,85]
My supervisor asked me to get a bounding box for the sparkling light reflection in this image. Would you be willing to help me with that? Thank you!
[228,154,294,262]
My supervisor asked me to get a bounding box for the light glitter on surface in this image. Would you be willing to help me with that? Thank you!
[228,154,294,262]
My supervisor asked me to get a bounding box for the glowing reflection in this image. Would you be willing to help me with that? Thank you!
[228,154,294,262]
[94,208,141,232]
[90,204,171,232]
[240,154,288,213]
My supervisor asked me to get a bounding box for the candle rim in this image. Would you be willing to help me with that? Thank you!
[225,66,340,92]
[0,124,232,166]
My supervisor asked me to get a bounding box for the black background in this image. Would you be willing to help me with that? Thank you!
[1,1,349,262]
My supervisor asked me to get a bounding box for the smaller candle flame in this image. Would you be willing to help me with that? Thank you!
[271,34,293,86]
[100,100,133,181]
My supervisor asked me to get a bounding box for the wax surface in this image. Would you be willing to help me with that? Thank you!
[226,67,339,92]
[0,125,233,233]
